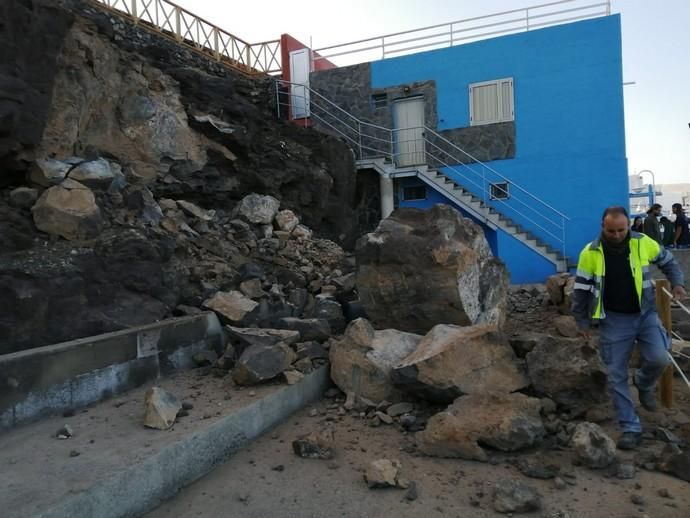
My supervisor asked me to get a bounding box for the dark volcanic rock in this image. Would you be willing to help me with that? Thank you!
[355,204,508,334]
[526,335,607,412]
[392,324,528,403]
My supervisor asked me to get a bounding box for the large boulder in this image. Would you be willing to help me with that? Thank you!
[69,158,119,190]
[525,335,607,412]
[329,318,422,403]
[355,205,508,334]
[232,343,295,385]
[31,178,103,240]
[393,324,528,403]
[203,291,259,325]
[234,194,280,224]
[225,325,300,349]
[416,392,545,461]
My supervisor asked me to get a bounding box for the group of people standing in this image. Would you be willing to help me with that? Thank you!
[631,202,690,248]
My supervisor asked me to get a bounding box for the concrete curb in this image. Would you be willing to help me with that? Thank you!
[37,367,331,518]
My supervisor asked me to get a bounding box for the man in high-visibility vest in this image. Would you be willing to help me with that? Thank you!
[572,206,686,450]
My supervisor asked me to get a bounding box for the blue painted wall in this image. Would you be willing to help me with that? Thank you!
[372,16,628,283]
[396,178,555,282]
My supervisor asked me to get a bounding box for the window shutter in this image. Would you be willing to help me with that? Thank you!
[500,79,513,120]
[469,77,514,126]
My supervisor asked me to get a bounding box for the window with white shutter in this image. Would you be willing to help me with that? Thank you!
[469,78,514,126]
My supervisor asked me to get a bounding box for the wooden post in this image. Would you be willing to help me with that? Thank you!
[656,279,674,408]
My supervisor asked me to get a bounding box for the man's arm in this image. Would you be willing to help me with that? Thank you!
[572,248,595,337]
[651,245,685,297]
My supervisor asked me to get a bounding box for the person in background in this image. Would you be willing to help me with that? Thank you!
[572,206,685,450]
[672,203,690,249]
[643,203,663,244]
[631,216,644,233]
[660,216,675,248]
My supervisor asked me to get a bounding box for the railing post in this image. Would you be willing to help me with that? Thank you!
[655,279,674,408]
[525,8,530,31]
[358,121,363,160]
[561,216,566,259]
[381,37,385,59]
[275,81,281,119]
[213,28,220,61]
[482,166,487,204]
[245,45,251,72]
[131,0,137,19]
[175,7,182,42]
[449,22,454,46]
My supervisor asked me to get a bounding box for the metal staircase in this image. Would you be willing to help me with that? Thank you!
[275,80,570,272]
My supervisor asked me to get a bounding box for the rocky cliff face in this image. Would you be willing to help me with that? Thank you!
[0,0,361,352]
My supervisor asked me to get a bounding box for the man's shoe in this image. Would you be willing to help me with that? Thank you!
[617,432,642,450]
[633,377,657,412]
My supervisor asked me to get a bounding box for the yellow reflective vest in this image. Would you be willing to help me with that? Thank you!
[571,232,683,329]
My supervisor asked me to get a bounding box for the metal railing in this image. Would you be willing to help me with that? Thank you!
[275,80,569,258]
[313,0,610,66]
[90,0,281,74]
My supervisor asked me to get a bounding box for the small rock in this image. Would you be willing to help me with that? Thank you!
[143,387,181,430]
[571,422,616,469]
[192,350,217,367]
[492,479,542,513]
[554,315,579,337]
[324,387,341,398]
[69,450,80,458]
[9,186,39,209]
[404,481,418,501]
[553,477,567,490]
[616,462,636,480]
[284,370,304,385]
[375,411,394,425]
[657,488,672,499]
[271,465,285,472]
[309,408,318,417]
[364,459,408,489]
[387,402,414,417]
[292,429,335,459]
[516,456,560,479]
[55,424,74,439]
[181,401,194,411]
[399,414,416,430]
[62,409,76,418]
[630,494,645,506]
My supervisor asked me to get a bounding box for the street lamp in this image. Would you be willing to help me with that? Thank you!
[638,169,656,207]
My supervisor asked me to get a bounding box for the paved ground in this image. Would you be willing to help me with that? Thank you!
[147,395,690,518]
[0,370,285,518]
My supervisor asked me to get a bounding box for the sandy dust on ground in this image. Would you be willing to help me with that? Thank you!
[148,296,690,518]
[0,369,285,518]
[146,395,690,518]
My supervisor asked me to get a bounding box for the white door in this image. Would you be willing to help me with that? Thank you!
[392,97,425,167]
[289,49,310,119]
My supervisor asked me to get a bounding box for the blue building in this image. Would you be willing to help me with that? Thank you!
[302,10,628,283]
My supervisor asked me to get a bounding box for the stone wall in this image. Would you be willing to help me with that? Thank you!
[310,64,515,164]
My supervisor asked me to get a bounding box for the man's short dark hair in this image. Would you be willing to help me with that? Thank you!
[648,203,662,212]
[673,203,683,211]
[601,205,629,222]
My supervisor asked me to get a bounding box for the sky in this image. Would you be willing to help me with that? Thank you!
[173,0,690,185]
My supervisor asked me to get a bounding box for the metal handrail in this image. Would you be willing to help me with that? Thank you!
[89,0,281,74]
[275,80,569,257]
[313,0,610,65]
[422,126,570,220]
